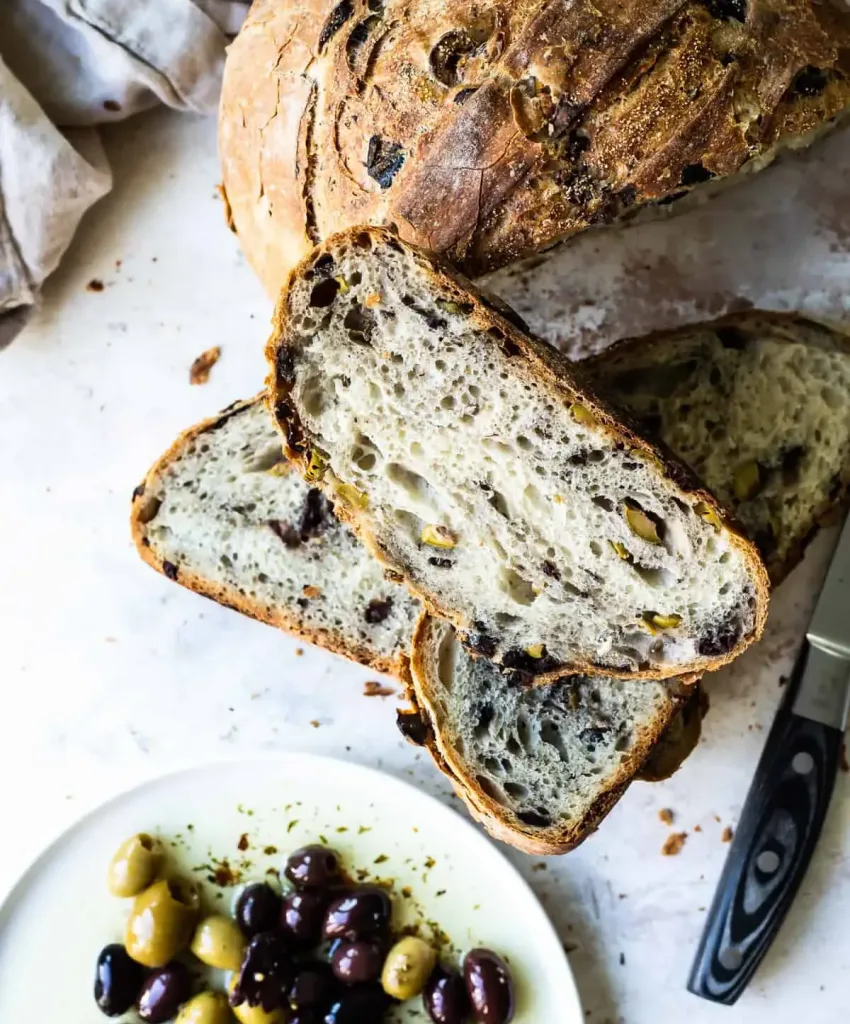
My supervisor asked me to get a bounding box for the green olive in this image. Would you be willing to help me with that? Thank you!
[190,915,246,970]
[381,935,437,1000]
[107,833,163,898]
[125,878,200,968]
[176,991,232,1024]
[229,979,285,1024]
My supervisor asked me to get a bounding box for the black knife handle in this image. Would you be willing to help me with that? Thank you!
[688,644,844,1004]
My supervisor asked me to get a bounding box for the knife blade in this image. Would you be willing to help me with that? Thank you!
[688,512,850,1004]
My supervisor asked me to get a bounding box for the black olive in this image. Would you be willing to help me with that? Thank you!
[323,984,393,1023]
[292,1011,324,1024]
[286,844,341,888]
[463,949,515,1024]
[330,939,384,985]
[230,932,294,1012]
[322,886,391,942]
[281,888,332,946]
[137,963,192,1023]
[235,882,283,936]
[288,962,339,1009]
[423,966,472,1024]
[94,943,145,1017]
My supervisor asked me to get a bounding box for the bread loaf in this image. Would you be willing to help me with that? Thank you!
[220,0,850,296]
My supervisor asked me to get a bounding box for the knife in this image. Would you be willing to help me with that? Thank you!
[688,512,850,1004]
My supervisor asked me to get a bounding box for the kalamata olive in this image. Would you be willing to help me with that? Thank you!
[288,962,338,1009]
[191,914,246,970]
[230,932,293,1014]
[125,879,200,967]
[94,943,145,1016]
[423,966,472,1024]
[331,939,384,985]
[176,991,231,1024]
[291,1012,323,1024]
[235,882,283,937]
[285,844,340,888]
[322,887,391,942]
[137,962,192,1023]
[463,949,515,1024]
[108,833,163,898]
[280,889,330,946]
[323,984,392,1023]
[381,936,436,1000]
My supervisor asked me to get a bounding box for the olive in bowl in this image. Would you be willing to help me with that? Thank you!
[280,889,330,946]
[175,991,232,1024]
[322,886,391,942]
[288,962,338,1010]
[229,977,287,1024]
[285,844,340,889]
[125,878,201,967]
[323,984,393,1023]
[423,966,472,1024]
[331,939,384,985]
[108,833,163,898]
[230,931,293,1017]
[463,949,515,1024]
[190,914,246,970]
[137,962,192,1023]
[381,936,436,1001]
[235,882,282,937]
[94,943,146,1017]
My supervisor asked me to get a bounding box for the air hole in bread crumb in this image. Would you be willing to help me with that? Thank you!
[441,395,455,409]
[310,278,340,307]
[504,782,528,799]
[476,775,507,805]
[499,567,537,605]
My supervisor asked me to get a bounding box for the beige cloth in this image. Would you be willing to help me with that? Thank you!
[0,0,248,330]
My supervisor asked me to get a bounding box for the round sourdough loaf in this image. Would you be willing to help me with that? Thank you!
[220,0,850,297]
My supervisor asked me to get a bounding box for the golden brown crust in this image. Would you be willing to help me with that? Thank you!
[129,394,411,683]
[266,226,770,684]
[221,0,850,296]
[409,612,688,855]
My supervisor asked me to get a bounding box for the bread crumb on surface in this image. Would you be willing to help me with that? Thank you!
[190,346,221,385]
[363,680,395,697]
[694,824,702,832]
[721,826,734,843]
[295,648,304,657]
[662,832,688,856]
[309,719,320,728]
[658,808,674,826]
[86,278,104,292]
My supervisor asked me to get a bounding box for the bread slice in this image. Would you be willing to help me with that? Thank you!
[409,311,850,853]
[130,396,420,679]
[409,613,692,854]
[267,227,769,683]
[589,312,850,585]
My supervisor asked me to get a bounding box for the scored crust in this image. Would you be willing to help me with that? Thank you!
[266,226,770,684]
[130,395,412,682]
[220,0,850,296]
[409,612,689,854]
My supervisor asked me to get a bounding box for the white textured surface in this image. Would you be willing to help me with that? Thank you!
[1,109,849,1022]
